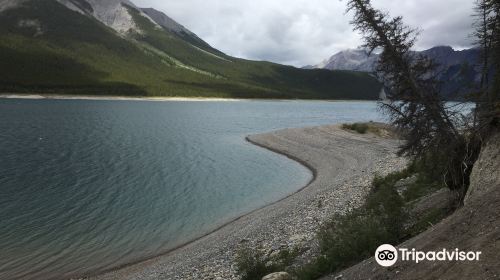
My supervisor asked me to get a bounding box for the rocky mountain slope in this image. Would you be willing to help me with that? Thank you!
[0,0,381,99]
[309,46,481,99]
[61,0,140,33]
[308,49,379,72]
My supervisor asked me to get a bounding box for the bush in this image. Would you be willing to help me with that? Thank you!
[342,123,369,134]
[295,210,397,280]
[295,171,407,279]
[235,247,299,280]
[366,176,407,238]
[236,248,275,280]
[236,165,452,280]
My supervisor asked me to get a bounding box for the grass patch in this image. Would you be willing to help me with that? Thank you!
[342,123,369,134]
[295,209,402,280]
[341,122,397,137]
[235,247,300,280]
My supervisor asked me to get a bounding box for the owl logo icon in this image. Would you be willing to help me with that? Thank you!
[375,244,398,267]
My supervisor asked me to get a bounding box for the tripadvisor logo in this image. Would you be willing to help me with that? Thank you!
[375,244,482,267]
[375,244,398,267]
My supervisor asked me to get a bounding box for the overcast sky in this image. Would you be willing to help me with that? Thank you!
[133,0,476,67]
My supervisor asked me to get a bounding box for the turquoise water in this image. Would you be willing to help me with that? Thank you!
[0,99,383,279]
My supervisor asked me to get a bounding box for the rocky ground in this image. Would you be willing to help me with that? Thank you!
[90,125,406,280]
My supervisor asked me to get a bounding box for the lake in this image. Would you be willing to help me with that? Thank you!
[0,99,384,279]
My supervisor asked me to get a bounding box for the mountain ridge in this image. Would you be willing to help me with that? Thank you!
[309,46,481,99]
[0,0,381,99]
[310,46,479,73]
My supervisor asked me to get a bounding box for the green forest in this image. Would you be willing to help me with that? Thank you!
[0,0,381,99]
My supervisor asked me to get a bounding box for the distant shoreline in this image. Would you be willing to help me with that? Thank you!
[0,93,378,103]
[0,94,242,102]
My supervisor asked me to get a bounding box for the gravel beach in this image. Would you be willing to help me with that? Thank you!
[90,124,406,280]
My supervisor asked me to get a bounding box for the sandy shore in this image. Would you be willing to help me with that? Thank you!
[0,94,242,102]
[89,125,406,280]
[0,94,377,103]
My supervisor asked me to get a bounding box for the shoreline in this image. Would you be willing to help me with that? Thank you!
[0,93,378,103]
[77,136,317,279]
[246,135,318,182]
[0,94,242,102]
[89,125,406,280]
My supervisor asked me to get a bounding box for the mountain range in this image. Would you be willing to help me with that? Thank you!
[0,0,382,99]
[306,46,481,99]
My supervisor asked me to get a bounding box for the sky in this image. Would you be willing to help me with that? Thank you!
[133,0,476,67]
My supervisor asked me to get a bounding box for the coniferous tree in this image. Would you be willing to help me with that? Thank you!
[474,0,500,135]
[346,0,481,198]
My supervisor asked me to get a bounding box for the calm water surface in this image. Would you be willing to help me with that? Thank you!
[0,99,383,279]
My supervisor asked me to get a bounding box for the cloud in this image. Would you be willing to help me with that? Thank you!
[132,0,476,67]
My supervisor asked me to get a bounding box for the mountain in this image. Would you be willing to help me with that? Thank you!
[313,49,380,72]
[0,0,381,99]
[312,46,479,74]
[310,46,481,99]
[420,46,481,98]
